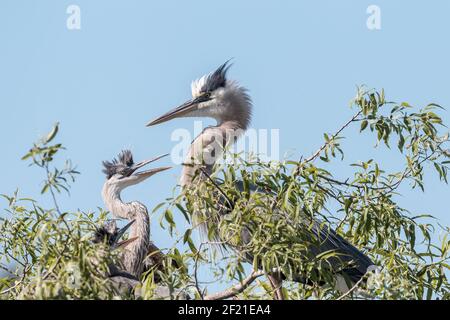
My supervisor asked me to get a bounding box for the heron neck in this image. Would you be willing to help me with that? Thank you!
[181,120,245,187]
[102,184,129,219]
[124,203,150,277]
[102,183,150,277]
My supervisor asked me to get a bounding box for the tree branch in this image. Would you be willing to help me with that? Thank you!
[0,265,30,296]
[193,243,205,300]
[294,110,362,176]
[45,163,62,215]
[267,273,284,300]
[336,272,369,300]
[199,167,234,210]
[204,270,265,300]
[303,110,362,165]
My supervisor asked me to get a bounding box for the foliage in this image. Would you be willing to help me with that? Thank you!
[0,192,117,299]
[1,88,449,300]
[0,125,117,299]
[164,87,450,300]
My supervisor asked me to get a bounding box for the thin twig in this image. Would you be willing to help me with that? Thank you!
[303,111,362,165]
[294,110,362,177]
[193,243,206,300]
[0,265,14,277]
[45,164,62,215]
[335,141,447,230]
[198,167,234,210]
[318,174,389,191]
[0,265,30,296]
[204,270,265,300]
[41,255,64,281]
[336,273,368,300]
[367,142,446,204]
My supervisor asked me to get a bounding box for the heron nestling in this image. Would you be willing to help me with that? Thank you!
[93,219,137,251]
[92,219,142,293]
[146,61,377,296]
[101,150,171,278]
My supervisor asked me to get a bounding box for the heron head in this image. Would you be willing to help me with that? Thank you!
[146,60,252,129]
[93,219,138,250]
[102,150,171,190]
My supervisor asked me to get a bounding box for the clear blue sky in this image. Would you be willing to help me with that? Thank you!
[1,1,449,292]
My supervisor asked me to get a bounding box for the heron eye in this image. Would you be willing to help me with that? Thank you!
[118,168,130,177]
[203,92,211,98]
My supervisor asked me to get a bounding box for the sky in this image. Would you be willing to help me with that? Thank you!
[1,0,449,293]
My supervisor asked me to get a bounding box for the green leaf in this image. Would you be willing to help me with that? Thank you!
[183,229,192,244]
[45,122,59,144]
[41,184,50,194]
[344,197,353,213]
[152,202,165,214]
[164,209,175,226]
[360,120,368,132]
[176,203,190,223]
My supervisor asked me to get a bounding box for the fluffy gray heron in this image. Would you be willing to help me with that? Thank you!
[146,61,376,296]
[92,219,137,252]
[101,150,171,278]
[92,219,142,293]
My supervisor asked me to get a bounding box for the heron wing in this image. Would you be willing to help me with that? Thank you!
[230,180,374,282]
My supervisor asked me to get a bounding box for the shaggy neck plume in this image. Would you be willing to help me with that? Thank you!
[181,85,252,187]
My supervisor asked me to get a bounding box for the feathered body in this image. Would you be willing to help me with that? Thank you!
[147,62,376,292]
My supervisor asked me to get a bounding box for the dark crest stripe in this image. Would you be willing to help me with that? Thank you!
[102,150,134,179]
[200,59,233,93]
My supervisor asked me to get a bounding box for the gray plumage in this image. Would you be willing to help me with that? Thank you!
[92,219,141,296]
[92,220,124,248]
[102,150,135,179]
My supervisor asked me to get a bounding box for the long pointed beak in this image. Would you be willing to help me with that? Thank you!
[131,153,170,172]
[146,95,211,127]
[115,236,139,249]
[127,154,171,177]
[133,166,172,179]
[111,220,136,249]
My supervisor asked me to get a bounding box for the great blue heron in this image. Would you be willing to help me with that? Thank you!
[101,150,171,280]
[146,61,376,297]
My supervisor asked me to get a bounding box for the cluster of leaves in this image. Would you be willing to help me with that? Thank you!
[0,192,118,299]
[21,123,79,197]
[160,87,450,300]
[0,125,122,299]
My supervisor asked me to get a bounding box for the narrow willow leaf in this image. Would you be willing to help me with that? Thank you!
[45,123,59,144]
[360,120,368,132]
